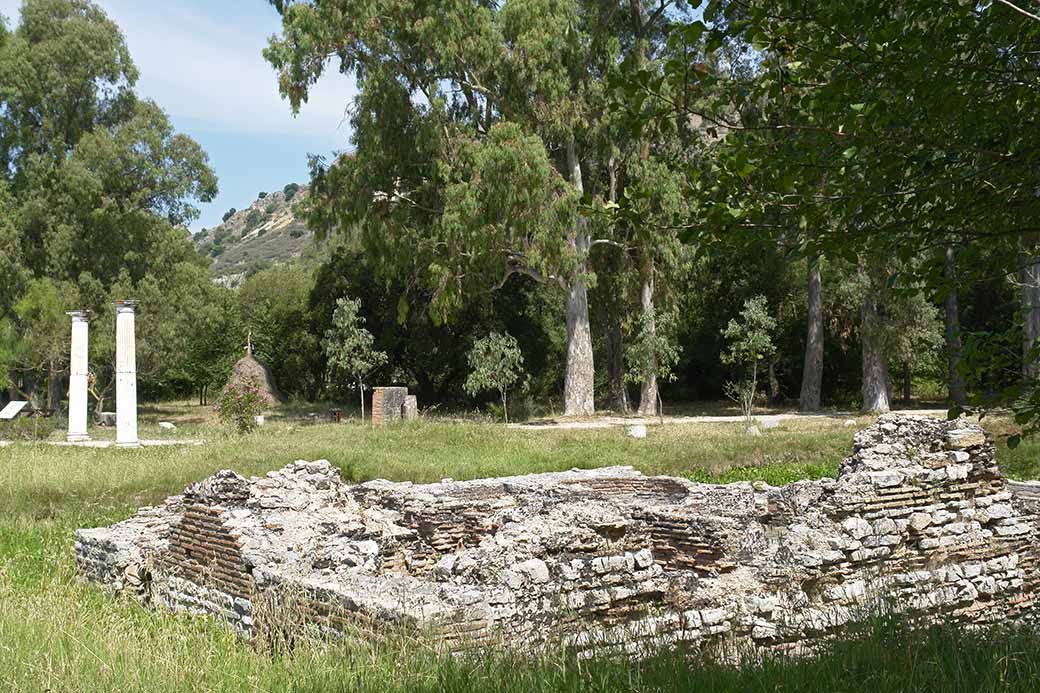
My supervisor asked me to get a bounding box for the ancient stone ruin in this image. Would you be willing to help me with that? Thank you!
[372,386,418,424]
[76,415,1039,655]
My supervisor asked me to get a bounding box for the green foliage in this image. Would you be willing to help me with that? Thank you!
[322,296,388,419]
[625,304,682,386]
[222,208,236,223]
[721,296,777,425]
[238,265,321,400]
[258,191,267,199]
[265,0,705,414]
[245,209,263,230]
[283,183,300,201]
[0,415,57,440]
[289,227,305,239]
[0,0,218,409]
[609,0,1040,423]
[464,332,525,422]
[214,379,270,434]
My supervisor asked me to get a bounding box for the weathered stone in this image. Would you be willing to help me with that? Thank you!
[625,424,647,439]
[842,517,871,540]
[372,387,408,425]
[76,415,1040,656]
[947,428,987,450]
[908,512,932,532]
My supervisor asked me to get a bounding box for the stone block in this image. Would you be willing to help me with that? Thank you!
[402,395,419,421]
[371,387,408,425]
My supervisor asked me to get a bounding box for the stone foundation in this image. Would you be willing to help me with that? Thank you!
[76,415,1040,654]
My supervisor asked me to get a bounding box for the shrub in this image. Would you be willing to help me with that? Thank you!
[222,208,236,223]
[213,380,270,434]
[0,416,57,441]
[265,202,278,215]
[289,228,305,239]
[283,183,300,201]
[245,209,263,230]
[258,191,267,199]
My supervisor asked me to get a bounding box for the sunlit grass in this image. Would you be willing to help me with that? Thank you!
[1,404,1037,691]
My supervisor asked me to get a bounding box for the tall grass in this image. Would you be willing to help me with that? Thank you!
[1,407,1038,691]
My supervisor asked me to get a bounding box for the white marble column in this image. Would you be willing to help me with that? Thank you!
[66,311,90,442]
[114,301,140,448]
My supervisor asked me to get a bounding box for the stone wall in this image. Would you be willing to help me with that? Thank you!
[76,415,1040,654]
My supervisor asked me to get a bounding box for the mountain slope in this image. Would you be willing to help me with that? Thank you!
[194,184,315,287]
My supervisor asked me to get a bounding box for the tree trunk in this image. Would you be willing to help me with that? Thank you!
[359,380,365,422]
[602,152,629,415]
[565,278,595,417]
[47,358,60,412]
[768,356,781,405]
[799,258,824,411]
[637,275,658,416]
[861,293,892,413]
[501,388,508,424]
[605,313,629,414]
[903,361,912,403]
[1022,254,1040,381]
[563,139,595,417]
[944,246,967,404]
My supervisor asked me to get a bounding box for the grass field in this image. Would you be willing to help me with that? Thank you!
[2,403,1039,691]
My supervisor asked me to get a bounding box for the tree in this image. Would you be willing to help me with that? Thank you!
[239,265,321,399]
[721,296,776,427]
[464,332,525,423]
[625,303,682,416]
[322,297,388,421]
[615,0,1040,428]
[799,256,824,411]
[889,291,944,404]
[0,0,217,410]
[265,0,698,417]
[10,278,72,409]
[943,246,967,405]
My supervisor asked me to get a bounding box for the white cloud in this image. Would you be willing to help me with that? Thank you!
[0,0,357,144]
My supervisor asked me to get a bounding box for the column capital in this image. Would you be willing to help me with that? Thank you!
[114,300,137,314]
[66,310,91,321]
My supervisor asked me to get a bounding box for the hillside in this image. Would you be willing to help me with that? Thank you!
[193,183,316,287]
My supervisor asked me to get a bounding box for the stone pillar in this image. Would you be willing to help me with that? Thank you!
[66,311,90,442]
[403,395,418,421]
[114,301,140,448]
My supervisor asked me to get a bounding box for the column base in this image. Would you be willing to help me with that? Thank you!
[115,441,142,449]
[66,433,91,443]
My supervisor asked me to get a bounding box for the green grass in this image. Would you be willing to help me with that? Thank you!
[2,403,1039,691]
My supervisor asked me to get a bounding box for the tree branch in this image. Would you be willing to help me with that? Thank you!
[994,0,1040,22]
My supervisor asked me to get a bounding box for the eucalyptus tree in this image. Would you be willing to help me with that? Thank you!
[265,0,695,416]
[616,0,1040,427]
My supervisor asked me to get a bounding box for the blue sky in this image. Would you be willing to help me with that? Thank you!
[0,0,358,233]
